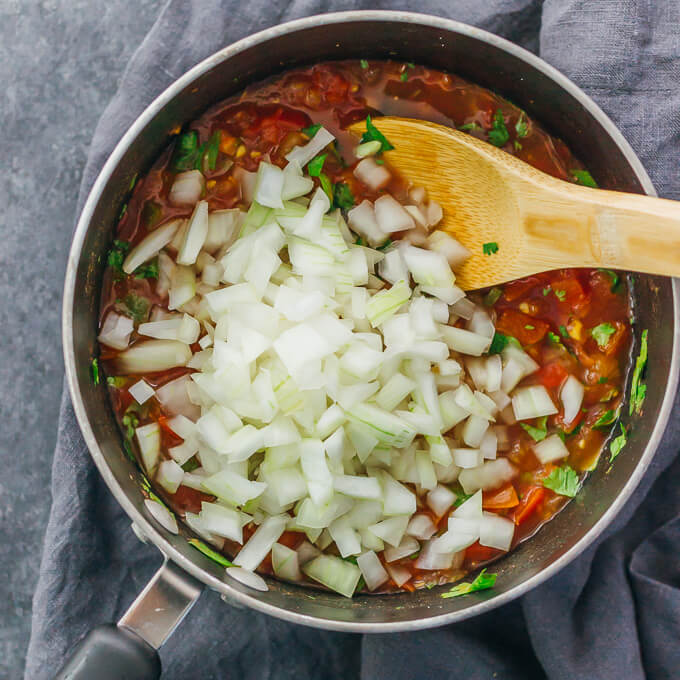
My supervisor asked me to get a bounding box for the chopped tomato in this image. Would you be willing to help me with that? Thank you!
[482,483,519,509]
[496,309,549,345]
[170,485,213,515]
[502,276,542,302]
[536,361,569,389]
[512,486,546,525]
[465,541,503,563]
[552,277,587,311]
[157,415,184,448]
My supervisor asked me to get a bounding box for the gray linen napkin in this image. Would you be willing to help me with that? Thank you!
[26,1,680,678]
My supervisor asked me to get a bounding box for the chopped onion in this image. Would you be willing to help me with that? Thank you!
[384,535,420,562]
[286,126,335,167]
[347,200,385,247]
[98,311,134,350]
[234,515,287,571]
[169,169,204,206]
[123,219,181,274]
[302,553,361,598]
[560,375,584,425]
[512,385,558,420]
[353,158,391,191]
[176,201,209,266]
[406,513,437,540]
[479,512,514,551]
[426,231,470,269]
[374,194,416,234]
[117,340,191,373]
[458,458,517,494]
[128,379,155,405]
[272,543,303,581]
[226,566,269,592]
[356,550,389,590]
[143,499,178,534]
[533,433,570,464]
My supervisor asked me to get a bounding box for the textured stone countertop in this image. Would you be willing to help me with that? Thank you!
[0,2,164,676]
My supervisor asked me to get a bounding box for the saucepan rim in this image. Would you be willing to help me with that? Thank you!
[62,10,680,632]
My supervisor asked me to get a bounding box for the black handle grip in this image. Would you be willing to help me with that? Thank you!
[54,624,161,680]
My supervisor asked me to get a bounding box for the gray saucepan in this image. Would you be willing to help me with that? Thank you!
[58,11,680,679]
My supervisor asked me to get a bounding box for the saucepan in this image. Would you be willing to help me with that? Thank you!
[58,11,680,679]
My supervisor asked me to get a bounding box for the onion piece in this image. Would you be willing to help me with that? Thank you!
[116,340,191,373]
[512,385,558,420]
[143,499,178,534]
[374,194,416,234]
[176,200,209,266]
[123,219,181,274]
[426,231,470,269]
[98,311,134,350]
[533,434,570,464]
[285,127,335,168]
[169,169,204,206]
[560,375,584,425]
[353,158,391,190]
[226,566,269,592]
[356,550,389,590]
[234,515,287,571]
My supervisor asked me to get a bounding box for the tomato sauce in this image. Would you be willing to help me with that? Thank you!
[99,60,633,593]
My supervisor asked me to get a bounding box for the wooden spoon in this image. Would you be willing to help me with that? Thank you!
[348,117,680,291]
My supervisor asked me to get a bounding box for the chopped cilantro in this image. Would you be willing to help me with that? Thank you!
[91,358,100,385]
[399,63,414,81]
[203,130,221,172]
[609,423,627,462]
[483,242,499,256]
[128,173,138,191]
[441,569,497,598]
[484,287,503,306]
[459,122,482,132]
[554,289,566,302]
[453,489,473,508]
[572,169,598,188]
[360,115,394,153]
[598,376,609,384]
[122,292,150,324]
[520,416,548,442]
[360,59,369,69]
[134,258,159,280]
[354,236,365,246]
[600,388,619,402]
[543,287,551,296]
[319,173,334,203]
[542,465,580,497]
[629,329,648,416]
[122,409,139,440]
[515,113,529,138]
[525,324,535,330]
[182,456,201,472]
[142,201,162,228]
[593,409,618,429]
[488,332,521,354]
[559,324,569,338]
[107,240,130,278]
[171,130,200,171]
[488,110,510,147]
[374,158,385,165]
[119,203,127,219]
[425,582,436,590]
[598,268,621,293]
[547,331,562,345]
[107,376,127,388]
[307,153,327,177]
[377,239,393,252]
[333,181,355,210]
[301,123,322,138]
[514,140,522,151]
[591,322,616,349]
[188,538,234,567]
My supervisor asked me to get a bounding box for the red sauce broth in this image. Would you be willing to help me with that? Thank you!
[99,60,633,594]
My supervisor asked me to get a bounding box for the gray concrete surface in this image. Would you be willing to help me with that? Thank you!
[0,1,164,676]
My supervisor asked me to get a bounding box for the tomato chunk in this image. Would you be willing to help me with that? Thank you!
[496,309,548,345]
[465,541,503,563]
[482,483,519,509]
[536,361,569,389]
[512,486,546,525]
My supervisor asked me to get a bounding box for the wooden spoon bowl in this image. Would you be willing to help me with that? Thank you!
[349,117,680,291]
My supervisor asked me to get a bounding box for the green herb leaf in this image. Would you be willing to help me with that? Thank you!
[488,332,520,354]
[559,324,569,338]
[377,239,393,252]
[360,59,369,69]
[484,287,503,306]
[553,289,566,302]
[483,242,499,256]
[591,322,616,349]
[598,268,621,293]
[122,292,150,324]
[525,324,535,330]
[543,287,550,296]
[91,358,100,385]
[188,538,235,567]
[542,465,580,497]
[441,569,497,598]
[182,456,201,472]
[203,130,221,172]
[307,153,327,177]
[459,122,482,132]
[520,416,548,442]
[515,113,529,138]
[134,258,159,280]
[142,201,162,229]
[598,376,609,384]
[319,173,334,203]
[333,182,355,210]
[629,329,648,416]
[360,115,394,153]
[609,423,628,462]
[593,409,618,429]
[572,169,598,188]
[513,140,522,151]
[122,409,139,440]
[171,130,200,171]
[547,331,562,345]
[301,123,322,138]
[488,110,510,147]
[453,490,473,508]
[107,376,127,388]
[107,240,130,279]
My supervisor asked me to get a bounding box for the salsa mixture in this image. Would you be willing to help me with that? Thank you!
[96,60,635,598]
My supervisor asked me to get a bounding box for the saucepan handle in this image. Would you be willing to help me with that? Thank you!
[54,558,203,679]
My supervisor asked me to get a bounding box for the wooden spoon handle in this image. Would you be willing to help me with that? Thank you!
[519,185,680,277]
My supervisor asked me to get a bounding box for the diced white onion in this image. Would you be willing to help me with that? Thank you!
[560,375,584,425]
[226,566,269,592]
[143,499,178,534]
